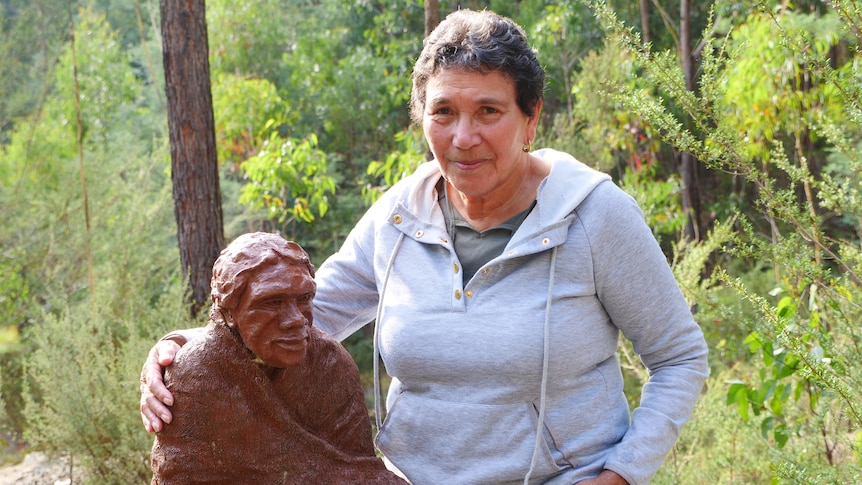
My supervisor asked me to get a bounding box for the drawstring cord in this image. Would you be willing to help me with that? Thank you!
[524,246,557,484]
[374,232,406,432]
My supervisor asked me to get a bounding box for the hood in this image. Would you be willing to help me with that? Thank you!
[531,148,611,223]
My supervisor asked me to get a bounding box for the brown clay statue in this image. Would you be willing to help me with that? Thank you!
[151,232,406,484]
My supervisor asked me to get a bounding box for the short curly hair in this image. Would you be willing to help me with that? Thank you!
[409,9,545,125]
[209,232,315,323]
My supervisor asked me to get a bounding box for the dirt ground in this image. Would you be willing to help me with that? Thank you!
[0,453,70,485]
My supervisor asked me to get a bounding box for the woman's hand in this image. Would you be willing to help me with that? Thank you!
[576,470,629,485]
[140,339,181,433]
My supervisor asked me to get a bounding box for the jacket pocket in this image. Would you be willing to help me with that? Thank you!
[375,391,562,485]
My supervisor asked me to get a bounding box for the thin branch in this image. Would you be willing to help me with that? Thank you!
[67,2,95,300]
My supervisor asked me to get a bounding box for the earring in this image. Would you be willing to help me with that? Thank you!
[522,141,532,152]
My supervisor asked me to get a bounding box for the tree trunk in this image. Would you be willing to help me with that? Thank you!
[679,0,702,241]
[424,0,440,38]
[161,0,224,317]
[639,0,650,45]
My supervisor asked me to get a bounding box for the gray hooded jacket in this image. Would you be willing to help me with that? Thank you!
[314,149,709,485]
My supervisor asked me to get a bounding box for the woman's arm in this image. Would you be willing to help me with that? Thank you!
[584,183,709,484]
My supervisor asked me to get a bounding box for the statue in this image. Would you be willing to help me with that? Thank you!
[150,232,406,484]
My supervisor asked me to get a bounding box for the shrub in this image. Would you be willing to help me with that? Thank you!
[22,284,186,483]
[588,0,862,481]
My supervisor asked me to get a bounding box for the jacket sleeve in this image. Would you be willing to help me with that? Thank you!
[582,182,709,485]
[312,202,383,343]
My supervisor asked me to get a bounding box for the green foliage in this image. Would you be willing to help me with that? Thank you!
[55,7,143,148]
[1,6,147,189]
[589,0,862,480]
[22,284,186,484]
[527,1,603,119]
[211,73,297,170]
[0,252,28,435]
[276,0,416,163]
[0,4,190,480]
[720,11,847,161]
[207,0,295,83]
[727,328,803,448]
[239,132,336,224]
[618,166,685,245]
[4,132,185,481]
[652,368,772,484]
[671,219,736,308]
[0,252,30,344]
[207,0,423,259]
[0,0,67,145]
[364,127,426,204]
[3,115,185,479]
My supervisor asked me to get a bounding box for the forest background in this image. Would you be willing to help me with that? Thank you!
[1,0,861,483]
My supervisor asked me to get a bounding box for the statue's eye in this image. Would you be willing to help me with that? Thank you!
[261,298,283,308]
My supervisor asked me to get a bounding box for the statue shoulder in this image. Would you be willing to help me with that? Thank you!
[168,323,249,381]
[308,326,357,368]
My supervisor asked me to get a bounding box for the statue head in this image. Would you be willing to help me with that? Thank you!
[210,232,316,367]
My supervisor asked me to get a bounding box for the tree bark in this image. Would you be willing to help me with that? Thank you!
[424,0,440,38]
[161,0,224,317]
[679,0,702,241]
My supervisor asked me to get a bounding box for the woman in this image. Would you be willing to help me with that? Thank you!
[141,9,708,485]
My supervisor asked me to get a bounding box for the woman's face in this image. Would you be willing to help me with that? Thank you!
[422,68,540,200]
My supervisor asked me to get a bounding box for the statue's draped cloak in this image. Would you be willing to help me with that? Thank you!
[151,323,404,484]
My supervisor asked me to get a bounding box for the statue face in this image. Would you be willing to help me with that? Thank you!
[231,259,315,367]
